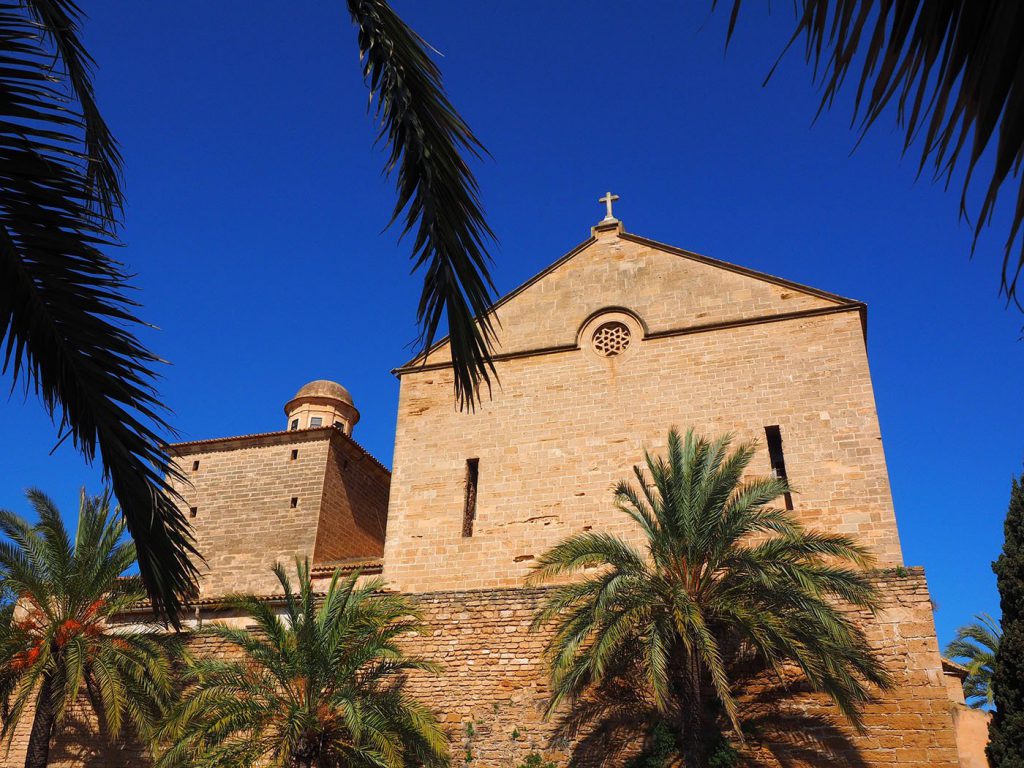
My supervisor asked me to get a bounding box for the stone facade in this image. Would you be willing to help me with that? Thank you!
[6,218,970,767]
[385,223,901,593]
[166,426,389,598]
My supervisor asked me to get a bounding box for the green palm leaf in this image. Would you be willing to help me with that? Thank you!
[155,558,448,768]
[944,612,1000,708]
[0,489,178,768]
[531,428,891,768]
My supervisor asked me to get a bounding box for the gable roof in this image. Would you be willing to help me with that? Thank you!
[396,227,864,372]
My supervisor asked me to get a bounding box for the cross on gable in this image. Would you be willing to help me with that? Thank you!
[599,191,620,222]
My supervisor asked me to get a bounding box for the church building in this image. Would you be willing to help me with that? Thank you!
[24,204,976,766]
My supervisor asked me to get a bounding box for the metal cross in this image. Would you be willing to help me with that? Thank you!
[599,191,619,221]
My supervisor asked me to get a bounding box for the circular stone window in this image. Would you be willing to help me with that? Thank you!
[592,321,632,357]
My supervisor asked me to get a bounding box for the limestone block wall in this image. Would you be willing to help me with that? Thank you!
[167,428,390,598]
[168,430,337,597]
[386,309,902,594]
[312,436,390,563]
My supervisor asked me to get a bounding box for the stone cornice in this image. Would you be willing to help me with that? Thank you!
[392,302,866,377]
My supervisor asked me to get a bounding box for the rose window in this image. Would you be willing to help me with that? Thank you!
[592,321,631,357]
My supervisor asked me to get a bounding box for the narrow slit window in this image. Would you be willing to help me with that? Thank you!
[189,506,198,519]
[191,460,200,472]
[462,458,479,537]
[764,425,794,510]
[290,497,299,509]
[290,418,299,431]
[290,449,299,461]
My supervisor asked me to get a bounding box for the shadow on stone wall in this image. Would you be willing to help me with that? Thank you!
[548,660,869,768]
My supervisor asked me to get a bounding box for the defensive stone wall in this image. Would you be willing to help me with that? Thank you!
[10,569,961,768]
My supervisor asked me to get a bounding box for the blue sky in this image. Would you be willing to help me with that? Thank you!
[2,1,1022,649]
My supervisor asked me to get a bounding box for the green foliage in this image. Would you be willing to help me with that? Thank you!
[707,737,740,768]
[517,753,558,768]
[0,489,177,764]
[530,429,891,768]
[989,474,1024,767]
[945,613,1001,708]
[154,559,448,768]
[625,720,738,768]
[625,721,677,768]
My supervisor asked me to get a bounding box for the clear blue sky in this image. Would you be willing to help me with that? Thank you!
[2,1,1022,649]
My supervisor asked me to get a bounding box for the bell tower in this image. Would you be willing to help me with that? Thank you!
[284,379,360,435]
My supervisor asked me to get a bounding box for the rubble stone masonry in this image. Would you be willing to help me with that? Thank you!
[8,570,958,767]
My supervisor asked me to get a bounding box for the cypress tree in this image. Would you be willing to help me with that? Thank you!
[988,473,1024,767]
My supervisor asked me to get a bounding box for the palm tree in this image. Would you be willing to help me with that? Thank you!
[154,559,448,768]
[945,613,1001,708]
[0,489,177,768]
[0,0,496,624]
[528,428,892,768]
[722,1,1024,307]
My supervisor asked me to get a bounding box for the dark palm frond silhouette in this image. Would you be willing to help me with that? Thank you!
[346,0,498,408]
[0,0,199,623]
[722,0,1024,307]
[2,0,498,622]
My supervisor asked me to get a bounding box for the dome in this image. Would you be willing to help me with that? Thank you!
[284,379,360,435]
[292,379,353,406]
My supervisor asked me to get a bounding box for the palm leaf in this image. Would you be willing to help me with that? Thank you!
[345,0,498,408]
[532,428,889,760]
[0,2,199,623]
[723,0,1024,306]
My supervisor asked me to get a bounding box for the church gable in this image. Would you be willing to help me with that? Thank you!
[408,226,858,366]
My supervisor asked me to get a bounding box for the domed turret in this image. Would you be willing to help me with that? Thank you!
[284,379,359,435]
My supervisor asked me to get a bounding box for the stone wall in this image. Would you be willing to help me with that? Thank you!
[397,568,960,768]
[168,429,337,597]
[313,436,390,563]
[166,428,389,597]
[7,569,960,768]
[386,229,902,593]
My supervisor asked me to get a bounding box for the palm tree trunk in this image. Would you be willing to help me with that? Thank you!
[679,653,710,768]
[24,673,55,768]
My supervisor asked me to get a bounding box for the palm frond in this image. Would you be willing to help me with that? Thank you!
[0,2,199,622]
[0,489,176,753]
[532,428,888,760]
[346,0,497,408]
[944,612,1000,707]
[723,0,1024,306]
[20,0,123,219]
[155,559,448,767]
